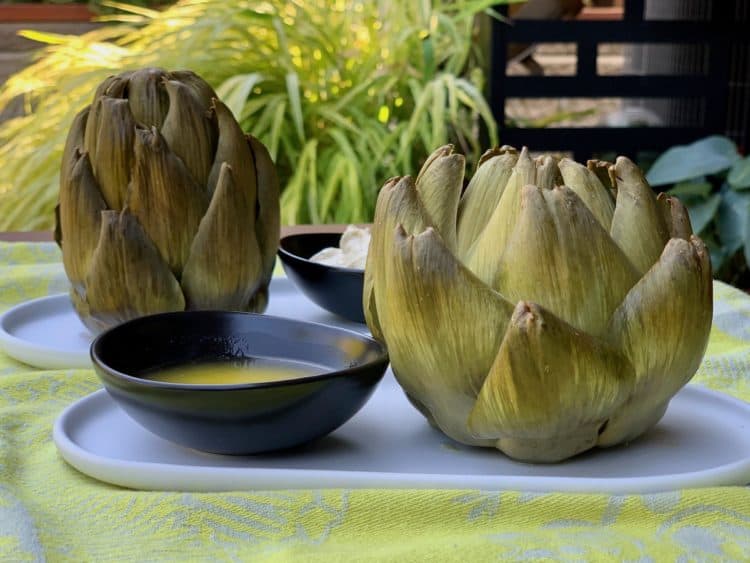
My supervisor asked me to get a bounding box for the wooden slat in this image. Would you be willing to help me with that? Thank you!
[0,5,94,23]
[504,75,712,97]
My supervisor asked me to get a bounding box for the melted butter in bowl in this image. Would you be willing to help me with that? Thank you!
[143,358,326,386]
[91,310,389,454]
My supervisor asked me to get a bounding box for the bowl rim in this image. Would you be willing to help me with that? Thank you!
[277,232,366,275]
[90,310,388,392]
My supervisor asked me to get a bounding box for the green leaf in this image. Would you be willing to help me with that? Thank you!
[0,0,500,230]
[215,73,264,122]
[704,237,728,272]
[717,185,750,256]
[685,193,721,234]
[646,136,741,186]
[284,72,305,144]
[728,156,750,190]
[667,180,713,198]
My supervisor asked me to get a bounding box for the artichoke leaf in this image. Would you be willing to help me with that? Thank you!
[60,107,89,194]
[534,155,562,190]
[161,79,217,186]
[495,184,640,336]
[381,226,515,446]
[610,157,670,274]
[365,176,431,342]
[414,145,465,252]
[246,285,268,313]
[84,210,184,333]
[92,97,136,210]
[363,176,402,341]
[181,163,263,311]
[559,158,615,230]
[58,151,106,288]
[247,134,281,286]
[93,72,131,100]
[127,68,170,128]
[464,147,535,284]
[599,235,712,446]
[468,301,635,462]
[83,97,103,163]
[657,192,693,240]
[168,70,219,108]
[208,100,257,203]
[587,159,616,193]
[128,127,209,277]
[456,149,518,257]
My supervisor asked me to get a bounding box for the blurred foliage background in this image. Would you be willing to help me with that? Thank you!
[0,0,512,230]
[646,136,750,287]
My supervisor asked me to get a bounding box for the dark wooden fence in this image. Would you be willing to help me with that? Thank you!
[489,0,750,160]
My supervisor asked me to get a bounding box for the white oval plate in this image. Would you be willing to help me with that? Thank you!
[53,379,750,493]
[0,277,365,369]
[0,293,93,369]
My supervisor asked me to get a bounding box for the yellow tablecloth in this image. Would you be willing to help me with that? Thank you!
[2,241,750,562]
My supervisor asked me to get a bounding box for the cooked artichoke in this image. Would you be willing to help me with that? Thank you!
[56,68,280,333]
[364,145,712,462]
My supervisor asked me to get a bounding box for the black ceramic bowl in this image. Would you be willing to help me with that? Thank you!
[91,311,388,455]
[278,232,366,323]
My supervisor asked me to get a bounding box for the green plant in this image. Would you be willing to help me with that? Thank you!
[646,135,750,286]
[0,0,514,230]
[364,145,712,462]
[0,1,169,10]
[57,68,279,333]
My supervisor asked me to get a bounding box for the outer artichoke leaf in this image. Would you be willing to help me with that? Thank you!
[168,70,219,108]
[363,176,402,342]
[84,210,184,333]
[60,106,89,194]
[559,158,615,230]
[495,184,640,336]
[128,127,209,277]
[381,226,515,446]
[414,145,465,251]
[456,149,518,257]
[93,72,131,100]
[610,156,670,274]
[464,147,535,284]
[92,75,117,100]
[534,155,562,190]
[599,235,712,446]
[478,145,518,167]
[208,100,257,203]
[161,79,217,187]
[364,176,430,342]
[247,134,281,286]
[83,97,103,163]
[92,97,136,210]
[58,151,106,288]
[69,286,99,334]
[181,163,263,311]
[657,192,693,240]
[127,68,170,129]
[246,285,268,313]
[415,144,452,185]
[587,159,616,193]
[468,301,635,463]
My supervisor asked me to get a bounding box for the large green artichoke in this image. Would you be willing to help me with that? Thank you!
[56,68,280,333]
[364,145,713,462]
